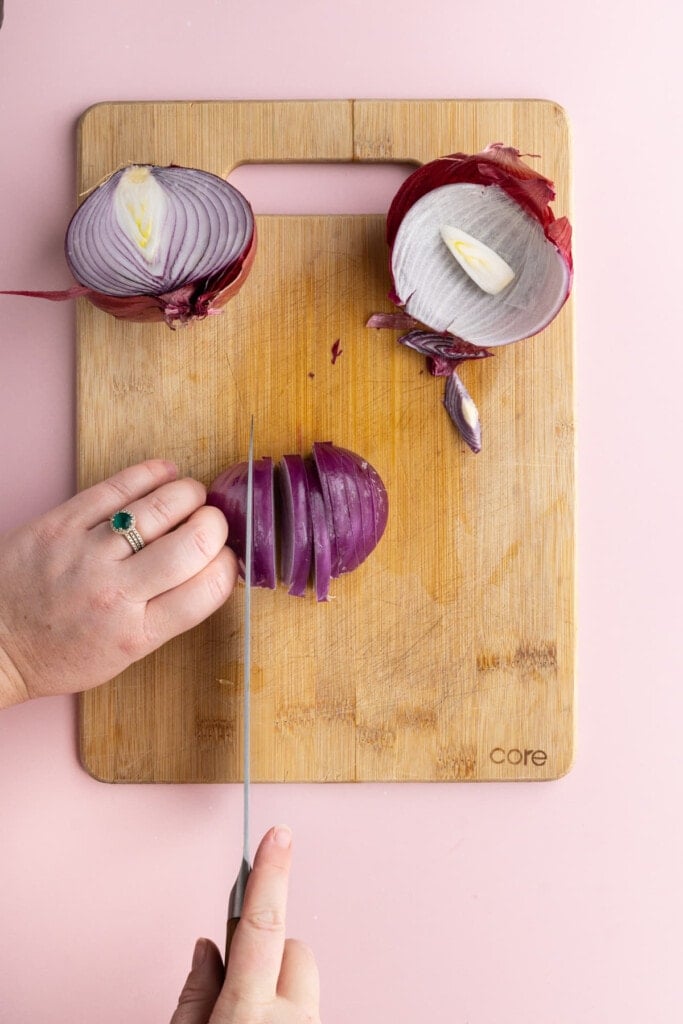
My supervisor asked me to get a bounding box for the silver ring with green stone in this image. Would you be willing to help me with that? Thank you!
[110,509,145,552]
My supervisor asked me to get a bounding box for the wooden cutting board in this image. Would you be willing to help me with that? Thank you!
[77,100,574,783]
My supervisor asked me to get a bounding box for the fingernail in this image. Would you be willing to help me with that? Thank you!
[273,824,292,848]
[192,938,208,969]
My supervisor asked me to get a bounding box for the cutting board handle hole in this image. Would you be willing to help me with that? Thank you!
[226,161,418,215]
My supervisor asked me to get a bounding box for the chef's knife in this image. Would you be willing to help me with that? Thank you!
[225,418,254,969]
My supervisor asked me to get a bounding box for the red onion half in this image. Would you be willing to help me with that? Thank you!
[369,144,573,450]
[207,443,388,602]
[387,145,572,346]
[3,164,256,328]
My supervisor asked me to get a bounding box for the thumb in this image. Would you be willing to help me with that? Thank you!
[169,938,225,1024]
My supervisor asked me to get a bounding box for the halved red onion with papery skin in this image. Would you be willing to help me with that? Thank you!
[390,175,571,346]
[279,455,313,597]
[385,146,572,346]
[207,457,276,589]
[208,443,388,602]
[2,164,256,329]
[369,145,573,450]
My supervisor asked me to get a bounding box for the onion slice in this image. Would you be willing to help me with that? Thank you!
[207,457,276,589]
[305,458,333,603]
[279,455,313,597]
[320,444,388,569]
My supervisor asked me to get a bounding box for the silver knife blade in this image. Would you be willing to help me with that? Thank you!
[226,417,254,953]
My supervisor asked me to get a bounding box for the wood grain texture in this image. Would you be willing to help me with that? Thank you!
[77,100,575,782]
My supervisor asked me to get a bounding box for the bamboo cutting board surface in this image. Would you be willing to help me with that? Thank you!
[77,100,574,782]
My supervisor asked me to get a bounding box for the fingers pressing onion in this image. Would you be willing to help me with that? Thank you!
[207,443,388,602]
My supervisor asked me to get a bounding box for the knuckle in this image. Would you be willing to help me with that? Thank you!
[206,570,229,606]
[103,476,135,509]
[117,626,151,662]
[243,904,286,933]
[145,492,175,529]
[188,522,219,561]
[89,582,127,616]
[228,1000,275,1024]
[188,477,207,505]
[206,558,236,605]
[29,515,68,552]
[115,610,164,660]
[201,504,228,542]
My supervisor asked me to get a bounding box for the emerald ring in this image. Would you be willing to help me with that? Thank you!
[110,509,145,553]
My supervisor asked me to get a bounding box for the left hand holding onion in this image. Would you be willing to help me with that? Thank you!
[0,460,238,707]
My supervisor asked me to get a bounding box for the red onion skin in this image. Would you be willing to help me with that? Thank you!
[387,144,572,274]
[75,226,257,326]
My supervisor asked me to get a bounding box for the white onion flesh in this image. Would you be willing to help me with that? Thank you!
[391,183,570,346]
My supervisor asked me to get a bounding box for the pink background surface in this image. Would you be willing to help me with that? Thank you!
[1,1,681,1021]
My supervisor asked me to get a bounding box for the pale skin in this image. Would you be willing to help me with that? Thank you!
[0,460,321,1023]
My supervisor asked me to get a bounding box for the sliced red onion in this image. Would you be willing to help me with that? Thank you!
[207,457,276,589]
[366,311,421,332]
[312,442,350,577]
[279,455,312,597]
[208,443,388,602]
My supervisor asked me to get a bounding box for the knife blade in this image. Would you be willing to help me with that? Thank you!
[225,417,254,968]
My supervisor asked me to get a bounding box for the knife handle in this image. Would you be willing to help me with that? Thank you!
[225,915,240,972]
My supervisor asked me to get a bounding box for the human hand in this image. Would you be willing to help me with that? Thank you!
[171,826,320,1024]
[0,460,237,707]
